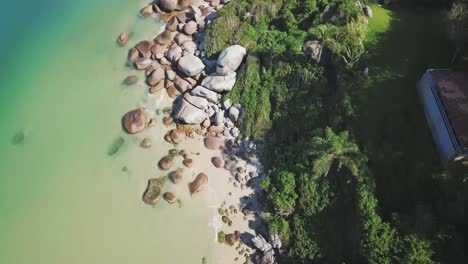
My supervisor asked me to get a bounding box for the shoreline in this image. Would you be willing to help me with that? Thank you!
[117,0,270,263]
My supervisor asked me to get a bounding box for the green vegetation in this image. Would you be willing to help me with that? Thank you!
[206,0,467,263]
[217,231,226,244]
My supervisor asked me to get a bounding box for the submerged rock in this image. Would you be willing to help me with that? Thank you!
[189,173,208,194]
[140,5,154,17]
[123,75,138,85]
[117,32,130,46]
[12,130,25,145]
[142,178,163,205]
[107,136,125,155]
[123,109,147,134]
[140,138,152,149]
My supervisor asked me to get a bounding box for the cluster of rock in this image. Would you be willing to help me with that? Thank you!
[252,234,282,264]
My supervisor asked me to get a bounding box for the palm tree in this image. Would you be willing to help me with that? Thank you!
[309,127,360,178]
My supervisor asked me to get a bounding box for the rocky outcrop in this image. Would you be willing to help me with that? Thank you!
[140,5,153,17]
[123,109,147,134]
[189,173,208,194]
[142,178,162,205]
[269,233,282,249]
[252,235,273,252]
[216,45,247,75]
[255,250,275,264]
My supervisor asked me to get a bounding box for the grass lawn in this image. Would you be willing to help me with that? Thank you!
[353,6,468,262]
[365,4,392,45]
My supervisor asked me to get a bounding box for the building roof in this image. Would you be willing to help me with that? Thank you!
[430,69,468,148]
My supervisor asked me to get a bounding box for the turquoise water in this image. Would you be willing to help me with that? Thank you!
[0,0,216,263]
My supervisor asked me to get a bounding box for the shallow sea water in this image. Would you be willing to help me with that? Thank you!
[0,0,217,263]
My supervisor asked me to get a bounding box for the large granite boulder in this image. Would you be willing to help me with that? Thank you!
[178,54,205,77]
[190,86,219,103]
[189,173,208,194]
[201,73,237,92]
[123,108,147,134]
[142,178,162,205]
[140,5,154,17]
[158,0,177,12]
[166,16,179,32]
[228,106,240,122]
[216,45,246,75]
[167,45,183,63]
[174,96,207,124]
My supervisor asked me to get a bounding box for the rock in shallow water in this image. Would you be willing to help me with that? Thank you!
[159,156,174,170]
[117,32,130,46]
[107,136,124,156]
[189,173,208,194]
[123,75,138,85]
[123,108,147,134]
[142,178,163,205]
[169,170,183,184]
[164,192,177,203]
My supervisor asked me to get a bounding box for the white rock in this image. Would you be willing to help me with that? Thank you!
[222,99,232,110]
[178,54,205,77]
[216,45,247,75]
[213,111,224,126]
[183,93,210,110]
[174,97,207,124]
[191,86,219,103]
[229,107,240,122]
[201,73,237,92]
